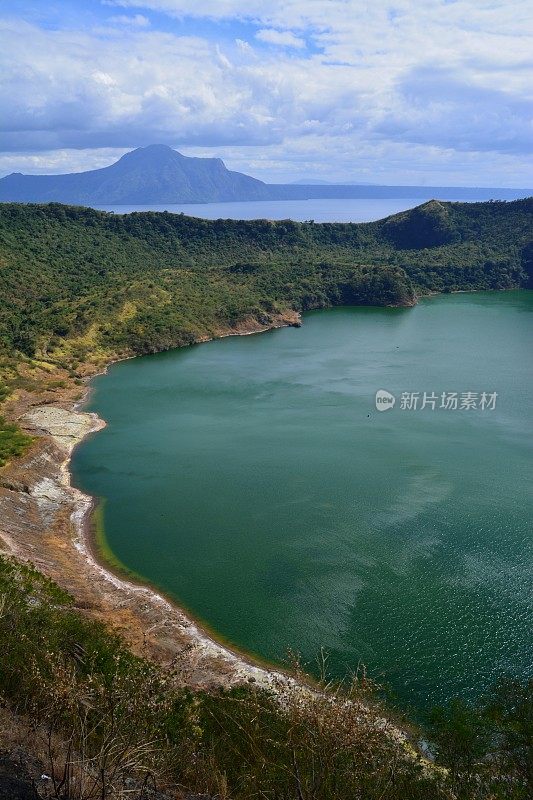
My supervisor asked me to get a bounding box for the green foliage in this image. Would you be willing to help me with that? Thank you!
[340,265,415,306]
[382,200,461,249]
[0,199,530,365]
[483,678,533,797]
[429,680,533,799]
[430,699,492,798]
[0,415,32,467]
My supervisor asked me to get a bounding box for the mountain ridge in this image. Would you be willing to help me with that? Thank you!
[0,144,270,204]
[1,197,531,363]
[0,144,526,204]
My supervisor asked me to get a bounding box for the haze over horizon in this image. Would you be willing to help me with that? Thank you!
[1,0,532,188]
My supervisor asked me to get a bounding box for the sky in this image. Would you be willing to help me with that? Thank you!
[1,0,532,186]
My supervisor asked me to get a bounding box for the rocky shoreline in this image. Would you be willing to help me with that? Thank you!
[0,311,302,689]
[0,305,428,781]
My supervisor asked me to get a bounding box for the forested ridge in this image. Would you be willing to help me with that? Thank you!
[0,197,531,464]
[0,198,531,365]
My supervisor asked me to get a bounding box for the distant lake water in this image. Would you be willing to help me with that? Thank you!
[94,197,466,222]
[72,292,533,711]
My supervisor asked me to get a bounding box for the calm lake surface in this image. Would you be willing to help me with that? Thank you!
[93,197,465,222]
[72,292,533,710]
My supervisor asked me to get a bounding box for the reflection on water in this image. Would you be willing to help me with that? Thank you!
[72,291,533,710]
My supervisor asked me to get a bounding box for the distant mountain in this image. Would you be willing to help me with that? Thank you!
[0,145,271,204]
[0,145,526,204]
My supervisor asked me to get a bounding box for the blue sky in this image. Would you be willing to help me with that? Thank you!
[1,0,532,186]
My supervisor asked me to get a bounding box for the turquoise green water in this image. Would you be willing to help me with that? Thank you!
[72,292,533,710]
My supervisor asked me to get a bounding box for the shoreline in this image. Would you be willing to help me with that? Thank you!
[4,289,525,692]
[78,485,292,685]
[2,298,487,766]
[0,310,303,689]
[0,290,511,686]
[73,311,304,682]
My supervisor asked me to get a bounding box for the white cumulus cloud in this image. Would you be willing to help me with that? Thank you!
[0,1,532,186]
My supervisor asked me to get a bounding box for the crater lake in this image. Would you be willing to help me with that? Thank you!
[72,291,533,710]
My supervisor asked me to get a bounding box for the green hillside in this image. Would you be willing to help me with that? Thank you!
[0,199,531,368]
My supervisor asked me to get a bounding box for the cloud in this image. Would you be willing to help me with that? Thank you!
[100,0,533,42]
[235,38,253,53]
[256,29,305,49]
[109,14,151,27]
[0,148,129,176]
[375,66,533,155]
[0,2,532,186]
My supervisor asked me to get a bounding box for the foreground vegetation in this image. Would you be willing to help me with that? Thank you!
[0,556,531,799]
